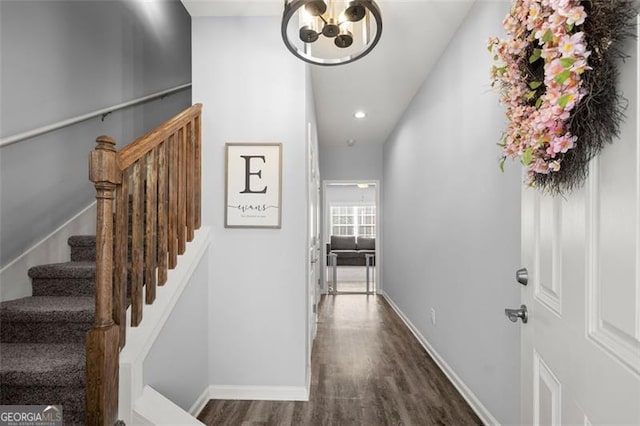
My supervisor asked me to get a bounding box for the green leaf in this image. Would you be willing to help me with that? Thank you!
[487,44,493,52]
[525,90,537,101]
[542,29,553,43]
[529,48,542,64]
[565,23,574,32]
[560,57,577,68]
[529,81,542,89]
[554,70,571,84]
[522,148,534,166]
[558,94,572,109]
[535,96,543,109]
[495,66,507,76]
[499,157,506,173]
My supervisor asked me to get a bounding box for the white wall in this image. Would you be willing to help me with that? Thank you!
[326,185,376,205]
[143,252,209,411]
[319,143,383,181]
[0,0,191,267]
[382,2,521,424]
[192,17,309,395]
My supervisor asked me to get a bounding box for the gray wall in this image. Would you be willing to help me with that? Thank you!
[143,250,209,411]
[382,2,521,424]
[0,0,191,267]
[193,17,309,391]
[319,143,383,181]
[326,185,376,205]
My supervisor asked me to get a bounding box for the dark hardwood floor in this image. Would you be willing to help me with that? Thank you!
[198,295,483,425]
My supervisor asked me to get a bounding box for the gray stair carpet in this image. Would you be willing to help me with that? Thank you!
[0,235,97,426]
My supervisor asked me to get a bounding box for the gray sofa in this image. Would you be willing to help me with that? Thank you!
[326,235,375,266]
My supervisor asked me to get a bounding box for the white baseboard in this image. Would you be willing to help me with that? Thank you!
[208,385,309,402]
[189,386,212,417]
[0,202,96,302]
[381,291,500,426]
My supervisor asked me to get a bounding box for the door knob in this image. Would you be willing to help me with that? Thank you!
[505,304,528,323]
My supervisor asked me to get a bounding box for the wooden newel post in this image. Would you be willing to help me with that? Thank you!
[86,135,121,426]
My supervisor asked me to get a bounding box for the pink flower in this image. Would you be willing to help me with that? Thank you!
[550,134,577,154]
[560,5,587,26]
[558,32,587,57]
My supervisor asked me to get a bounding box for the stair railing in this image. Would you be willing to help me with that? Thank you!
[86,104,202,425]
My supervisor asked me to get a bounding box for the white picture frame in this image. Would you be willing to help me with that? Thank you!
[225,143,282,228]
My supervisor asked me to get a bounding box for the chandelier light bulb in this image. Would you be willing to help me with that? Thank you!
[303,0,327,16]
[299,25,320,43]
[344,1,366,22]
[335,30,353,48]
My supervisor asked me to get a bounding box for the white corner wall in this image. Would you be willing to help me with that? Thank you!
[382,1,521,424]
[192,17,309,397]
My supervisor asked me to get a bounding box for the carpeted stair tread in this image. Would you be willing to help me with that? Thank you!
[0,296,94,323]
[28,262,95,280]
[67,235,95,248]
[68,235,96,262]
[0,343,85,387]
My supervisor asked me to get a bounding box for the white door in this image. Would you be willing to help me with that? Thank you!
[519,25,640,425]
[307,124,320,356]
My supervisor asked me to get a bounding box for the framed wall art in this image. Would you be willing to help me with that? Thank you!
[225,143,282,228]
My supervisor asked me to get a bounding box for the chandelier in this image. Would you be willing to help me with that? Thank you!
[281,0,383,66]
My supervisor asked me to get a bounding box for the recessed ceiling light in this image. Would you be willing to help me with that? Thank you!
[354,111,366,119]
[347,138,356,146]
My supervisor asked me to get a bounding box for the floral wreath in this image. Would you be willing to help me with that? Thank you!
[489,0,636,193]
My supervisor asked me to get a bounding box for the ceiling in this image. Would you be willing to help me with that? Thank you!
[181,0,475,147]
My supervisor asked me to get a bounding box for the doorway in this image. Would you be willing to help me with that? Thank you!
[322,180,380,295]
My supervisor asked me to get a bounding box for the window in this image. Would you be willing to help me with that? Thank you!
[330,205,376,238]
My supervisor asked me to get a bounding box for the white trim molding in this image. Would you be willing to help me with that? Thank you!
[381,291,499,426]
[207,385,309,402]
[134,386,205,425]
[189,387,213,417]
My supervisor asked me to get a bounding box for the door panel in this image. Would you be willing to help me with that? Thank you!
[521,18,640,426]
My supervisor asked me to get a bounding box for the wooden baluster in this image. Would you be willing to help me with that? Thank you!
[194,114,202,229]
[157,140,169,285]
[145,149,158,303]
[186,120,195,241]
[178,127,187,254]
[130,160,144,326]
[86,135,120,426]
[113,169,129,349]
[168,134,178,269]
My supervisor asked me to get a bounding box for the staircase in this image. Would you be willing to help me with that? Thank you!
[0,235,97,426]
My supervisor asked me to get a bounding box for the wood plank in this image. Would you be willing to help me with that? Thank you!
[194,114,202,229]
[144,148,158,304]
[113,171,129,349]
[157,140,169,285]
[168,134,178,269]
[197,295,483,426]
[85,325,119,426]
[177,127,187,255]
[130,160,144,326]
[186,120,195,242]
[86,135,120,425]
[117,104,203,170]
